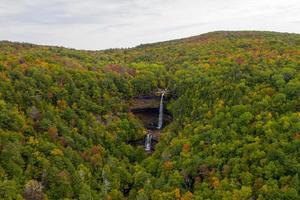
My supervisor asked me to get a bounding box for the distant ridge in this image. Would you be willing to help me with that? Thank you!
[1,30,299,51]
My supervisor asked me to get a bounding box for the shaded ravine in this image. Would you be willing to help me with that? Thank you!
[129,90,171,152]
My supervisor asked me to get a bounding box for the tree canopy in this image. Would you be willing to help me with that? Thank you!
[0,31,299,199]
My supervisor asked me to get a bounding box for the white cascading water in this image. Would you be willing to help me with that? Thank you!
[145,91,165,151]
[157,91,165,129]
[145,133,153,151]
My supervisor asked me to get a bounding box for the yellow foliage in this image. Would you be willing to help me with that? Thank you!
[57,99,68,109]
[71,103,78,109]
[180,191,193,200]
[51,148,64,156]
[72,128,78,133]
[175,188,181,199]
[211,176,220,188]
[267,112,272,118]
[232,186,252,200]
[217,99,224,108]
[28,136,39,145]
[0,99,6,109]
[138,188,144,193]
[205,110,212,118]
[203,63,210,70]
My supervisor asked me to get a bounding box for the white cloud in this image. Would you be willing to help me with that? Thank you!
[0,0,299,49]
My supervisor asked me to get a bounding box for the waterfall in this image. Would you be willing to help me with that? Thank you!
[145,133,153,151]
[157,91,165,129]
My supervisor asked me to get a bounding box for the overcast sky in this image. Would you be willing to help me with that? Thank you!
[1,0,300,50]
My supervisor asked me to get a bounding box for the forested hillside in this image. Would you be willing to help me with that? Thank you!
[0,31,300,199]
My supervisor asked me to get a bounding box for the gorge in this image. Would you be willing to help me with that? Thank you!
[129,90,171,152]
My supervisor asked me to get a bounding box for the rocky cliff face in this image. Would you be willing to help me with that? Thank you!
[129,96,161,110]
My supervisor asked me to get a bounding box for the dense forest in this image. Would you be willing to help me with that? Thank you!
[0,31,300,199]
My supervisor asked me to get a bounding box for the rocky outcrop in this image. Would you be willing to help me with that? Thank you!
[130,89,172,111]
[129,96,161,110]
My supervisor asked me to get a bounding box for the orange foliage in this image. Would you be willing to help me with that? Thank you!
[182,143,190,153]
[163,161,174,170]
[104,64,126,74]
[91,145,101,154]
[175,188,181,199]
[48,126,58,141]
